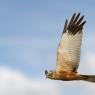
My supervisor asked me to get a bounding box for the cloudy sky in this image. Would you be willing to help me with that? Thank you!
[0,0,95,95]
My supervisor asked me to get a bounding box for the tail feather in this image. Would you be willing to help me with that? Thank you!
[80,75,95,83]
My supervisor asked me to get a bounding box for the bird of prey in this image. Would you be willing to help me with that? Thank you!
[45,13,95,83]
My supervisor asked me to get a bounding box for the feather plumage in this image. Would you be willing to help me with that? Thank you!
[56,13,86,72]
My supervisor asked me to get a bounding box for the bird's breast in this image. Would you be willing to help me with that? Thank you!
[57,71,80,81]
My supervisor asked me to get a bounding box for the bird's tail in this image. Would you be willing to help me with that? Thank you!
[80,75,95,83]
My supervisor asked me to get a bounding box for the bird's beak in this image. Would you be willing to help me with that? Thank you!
[45,70,48,78]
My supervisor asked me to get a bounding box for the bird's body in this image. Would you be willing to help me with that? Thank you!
[46,70,80,81]
[45,13,95,83]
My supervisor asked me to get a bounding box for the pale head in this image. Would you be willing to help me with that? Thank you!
[45,70,56,79]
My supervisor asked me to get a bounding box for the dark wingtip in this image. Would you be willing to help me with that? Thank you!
[63,19,68,34]
[62,12,86,36]
[68,12,86,35]
[82,20,86,26]
[73,12,76,16]
[77,12,81,17]
[78,12,81,15]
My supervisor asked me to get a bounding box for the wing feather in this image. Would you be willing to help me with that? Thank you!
[56,13,86,72]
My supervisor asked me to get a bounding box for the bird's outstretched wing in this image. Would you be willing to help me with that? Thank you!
[56,13,86,72]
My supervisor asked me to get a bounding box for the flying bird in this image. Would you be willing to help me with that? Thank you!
[45,13,95,83]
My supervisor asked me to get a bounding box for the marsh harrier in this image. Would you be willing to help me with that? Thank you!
[45,13,95,83]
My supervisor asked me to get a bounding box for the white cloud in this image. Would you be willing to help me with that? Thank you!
[0,62,95,95]
[0,67,60,95]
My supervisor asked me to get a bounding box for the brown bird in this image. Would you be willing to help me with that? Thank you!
[45,13,95,83]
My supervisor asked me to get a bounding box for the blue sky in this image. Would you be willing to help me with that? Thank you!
[0,0,95,95]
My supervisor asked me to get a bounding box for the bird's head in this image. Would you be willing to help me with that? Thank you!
[45,70,56,79]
